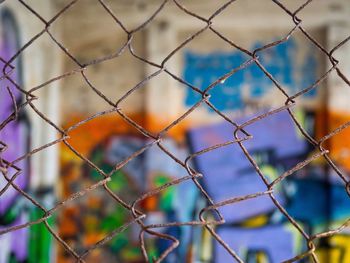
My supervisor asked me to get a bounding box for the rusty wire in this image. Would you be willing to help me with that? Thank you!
[0,0,350,262]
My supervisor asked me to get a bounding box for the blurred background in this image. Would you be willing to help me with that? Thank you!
[1,0,350,262]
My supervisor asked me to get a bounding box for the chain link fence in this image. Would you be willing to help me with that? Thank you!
[1,0,350,262]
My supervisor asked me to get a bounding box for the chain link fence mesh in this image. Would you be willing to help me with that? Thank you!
[1,0,350,262]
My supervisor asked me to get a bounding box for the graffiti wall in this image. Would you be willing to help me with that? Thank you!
[183,33,350,262]
[59,115,198,263]
[184,38,318,110]
[183,35,322,113]
[0,9,54,263]
[188,110,350,262]
[56,29,350,262]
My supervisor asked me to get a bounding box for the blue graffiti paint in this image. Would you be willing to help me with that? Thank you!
[299,48,318,97]
[184,51,247,111]
[286,178,328,227]
[183,37,319,111]
[286,178,350,227]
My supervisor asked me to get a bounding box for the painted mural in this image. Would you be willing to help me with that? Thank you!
[0,9,53,263]
[184,37,320,111]
[187,110,350,262]
[55,33,350,263]
[0,9,31,263]
[59,115,198,263]
[184,40,350,262]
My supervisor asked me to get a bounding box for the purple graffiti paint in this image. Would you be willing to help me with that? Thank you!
[0,8,29,213]
[188,110,307,222]
[0,9,30,262]
[216,225,296,262]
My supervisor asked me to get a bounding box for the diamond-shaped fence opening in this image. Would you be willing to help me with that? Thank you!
[0,0,350,262]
